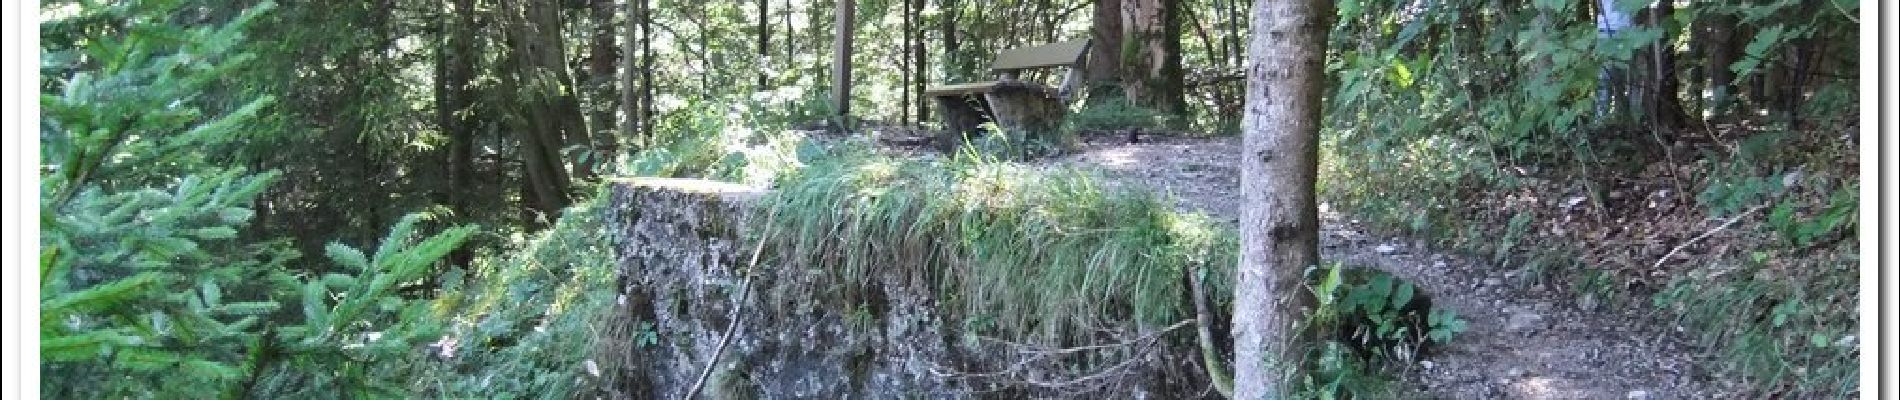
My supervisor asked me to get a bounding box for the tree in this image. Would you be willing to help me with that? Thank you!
[1120,0,1185,114]
[1087,0,1124,97]
[832,0,858,130]
[1231,0,1331,397]
[438,0,480,266]
[588,0,621,158]
[912,0,929,122]
[499,0,581,221]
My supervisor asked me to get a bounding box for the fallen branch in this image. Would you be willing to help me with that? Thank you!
[1187,265,1234,399]
[684,210,778,399]
[1650,203,1767,272]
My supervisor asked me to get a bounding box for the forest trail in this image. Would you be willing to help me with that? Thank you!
[1050,135,1725,399]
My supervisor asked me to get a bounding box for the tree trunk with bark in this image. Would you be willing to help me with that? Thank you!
[1119,0,1185,115]
[501,0,579,223]
[1643,1,1686,134]
[913,0,929,122]
[1697,11,1738,120]
[1233,0,1331,397]
[831,0,857,130]
[1087,0,1124,100]
[622,0,643,147]
[589,0,620,160]
[438,0,479,265]
[757,0,772,91]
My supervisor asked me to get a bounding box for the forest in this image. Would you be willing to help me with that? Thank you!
[37,0,1860,398]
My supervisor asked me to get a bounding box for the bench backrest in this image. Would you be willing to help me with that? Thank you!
[990,39,1091,73]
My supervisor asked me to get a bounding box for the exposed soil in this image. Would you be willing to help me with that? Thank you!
[1048,135,1727,399]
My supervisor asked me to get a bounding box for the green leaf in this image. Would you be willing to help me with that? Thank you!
[1391,282,1415,310]
[1733,25,1786,80]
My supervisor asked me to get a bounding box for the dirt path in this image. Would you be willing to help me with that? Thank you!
[1052,136,1721,399]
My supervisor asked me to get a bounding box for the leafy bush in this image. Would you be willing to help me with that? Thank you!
[1297,263,1465,399]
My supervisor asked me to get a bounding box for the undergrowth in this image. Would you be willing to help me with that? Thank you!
[759,143,1456,397]
[410,191,618,397]
[1321,125,1858,398]
[760,143,1238,341]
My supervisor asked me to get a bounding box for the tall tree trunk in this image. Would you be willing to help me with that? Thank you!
[589,0,619,160]
[439,0,479,265]
[831,0,856,130]
[640,0,655,140]
[1120,0,1185,115]
[1233,0,1331,397]
[1087,0,1124,97]
[901,0,914,125]
[1697,11,1739,120]
[941,0,962,80]
[758,0,772,91]
[913,0,929,122]
[501,0,578,222]
[1644,0,1686,134]
[622,0,643,147]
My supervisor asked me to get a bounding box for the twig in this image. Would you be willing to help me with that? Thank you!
[1187,264,1234,399]
[683,210,778,399]
[1649,204,1767,272]
[930,319,1195,386]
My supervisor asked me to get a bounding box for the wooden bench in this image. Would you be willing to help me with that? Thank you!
[924,38,1090,152]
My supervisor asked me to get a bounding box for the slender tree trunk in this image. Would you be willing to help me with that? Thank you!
[941,0,962,80]
[439,0,479,265]
[758,0,772,91]
[589,0,619,160]
[1087,0,1124,97]
[901,0,914,125]
[1697,11,1738,120]
[501,0,577,222]
[1233,0,1331,397]
[831,0,856,130]
[913,0,929,122]
[640,0,655,140]
[622,0,642,147]
[1120,0,1185,115]
[1645,0,1685,134]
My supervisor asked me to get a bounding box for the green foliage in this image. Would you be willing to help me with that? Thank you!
[244,214,476,398]
[621,95,819,185]
[1295,264,1464,398]
[1065,96,1171,135]
[411,195,619,398]
[1321,2,1858,396]
[761,143,1238,341]
[1653,254,1857,397]
[40,2,479,397]
[40,0,278,202]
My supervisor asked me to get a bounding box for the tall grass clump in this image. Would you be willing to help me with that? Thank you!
[759,144,1238,341]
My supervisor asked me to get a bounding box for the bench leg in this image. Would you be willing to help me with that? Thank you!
[932,95,989,151]
[983,89,1074,153]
